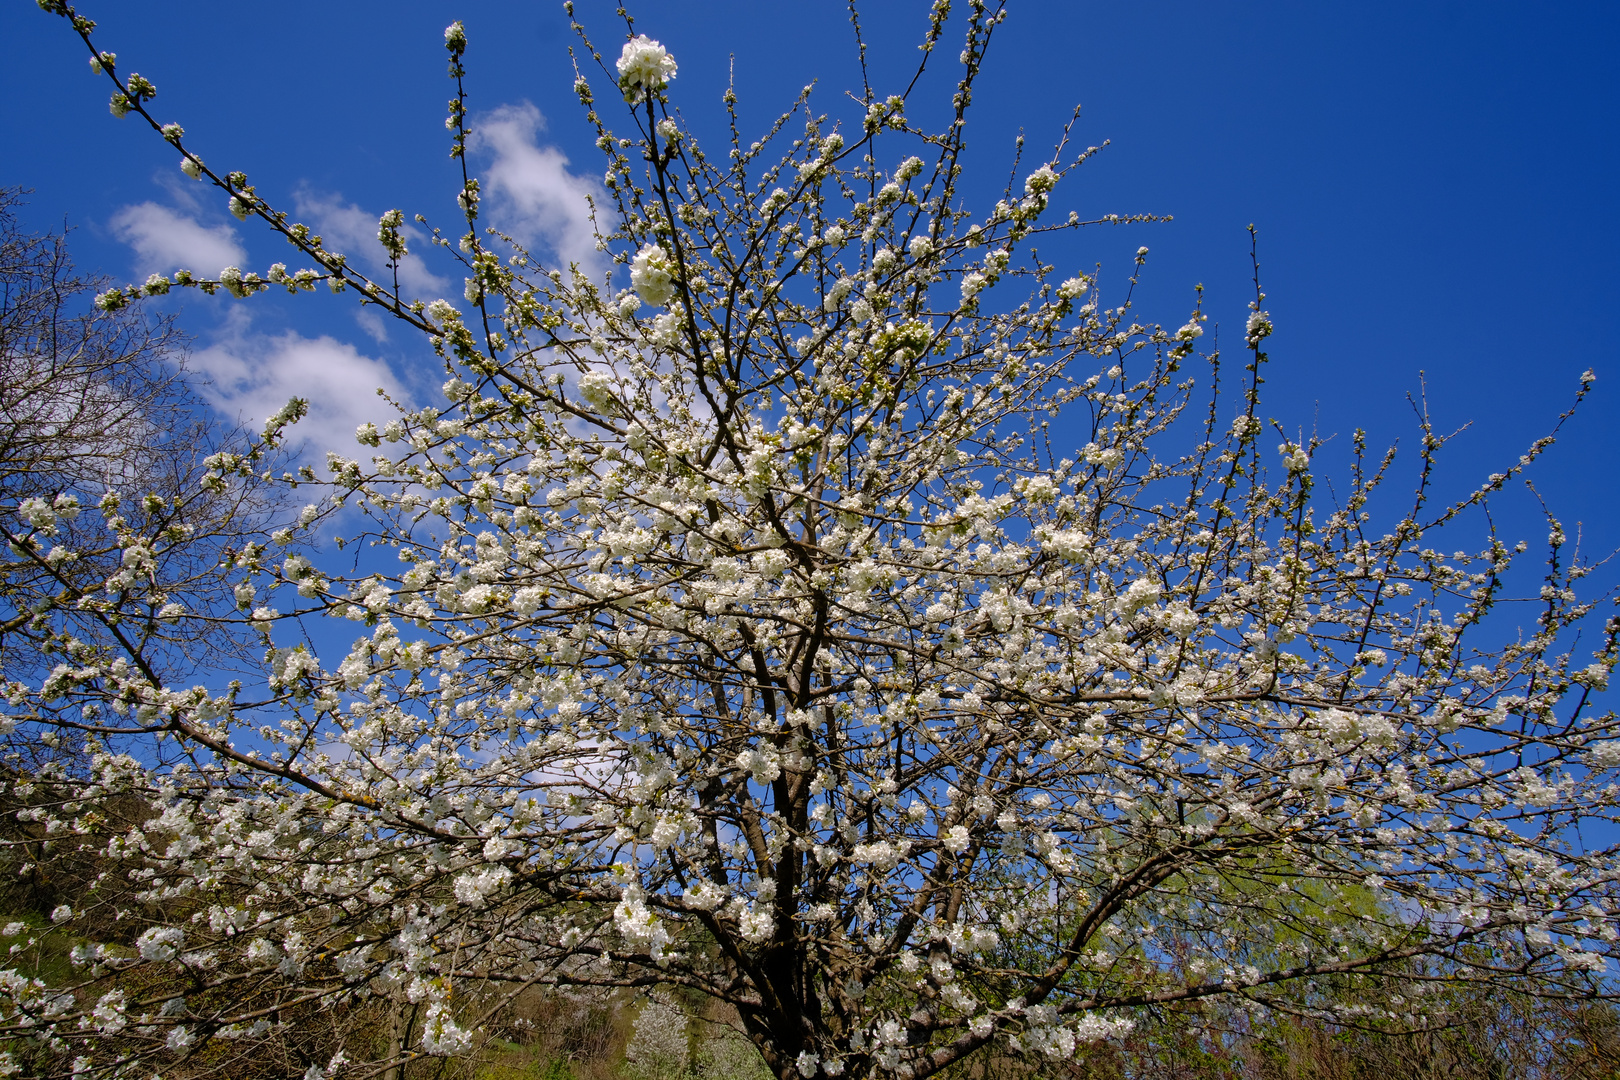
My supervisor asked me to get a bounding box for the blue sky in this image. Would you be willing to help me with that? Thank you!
[5,0,1618,570]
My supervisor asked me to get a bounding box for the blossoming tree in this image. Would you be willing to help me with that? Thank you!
[8,2,1619,1079]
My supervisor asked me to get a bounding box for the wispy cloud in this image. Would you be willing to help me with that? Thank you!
[292,189,449,298]
[109,202,245,277]
[189,310,407,458]
[472,102,605,272]
[354,308,390,344]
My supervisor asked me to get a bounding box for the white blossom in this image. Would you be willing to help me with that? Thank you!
[631,243,677,307]
[136,926,184,962]
[617,35,677,102]
[420,1002,473,1056]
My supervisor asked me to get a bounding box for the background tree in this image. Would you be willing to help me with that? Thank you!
[5,4,1618,1080]
[625,994,693,1080]
[0,187,281,698]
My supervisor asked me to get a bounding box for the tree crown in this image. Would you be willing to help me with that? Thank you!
[4,5,1616,1080]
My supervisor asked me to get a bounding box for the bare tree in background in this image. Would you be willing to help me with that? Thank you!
[0,188,281,698]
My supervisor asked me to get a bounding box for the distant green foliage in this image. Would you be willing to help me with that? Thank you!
[540,1056,578,1080]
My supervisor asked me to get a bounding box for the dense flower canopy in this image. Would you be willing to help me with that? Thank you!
[4,3,1618,1080]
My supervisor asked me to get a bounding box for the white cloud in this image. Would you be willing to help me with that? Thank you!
[292,189,449,298]
[354,308,389,344]
[189,311,406,459]
[110,203,246,277]
[472,102,604,272]
[150,167,207,214]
